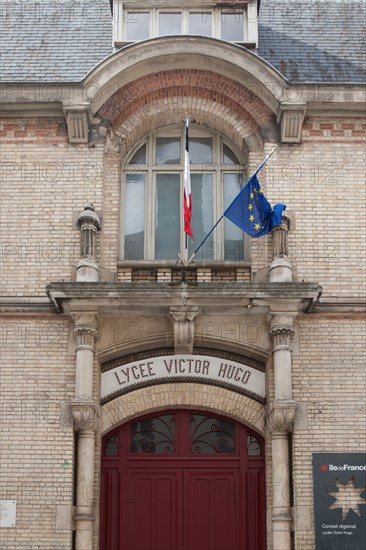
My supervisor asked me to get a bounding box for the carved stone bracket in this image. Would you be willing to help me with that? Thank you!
[70,400,100,432]
[277,103,307,143]
[267,400,299,433]
[63,104,90,144]
[270,325,295,350]
[170,306,199,354]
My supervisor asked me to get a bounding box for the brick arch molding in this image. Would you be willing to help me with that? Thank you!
[111,97,264,155]
[99,69,277,153]
[100,382,265,437]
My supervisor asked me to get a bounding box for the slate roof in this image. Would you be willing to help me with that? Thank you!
[0,0,113,82]
[258,0,366,83]
[0,0,365,84]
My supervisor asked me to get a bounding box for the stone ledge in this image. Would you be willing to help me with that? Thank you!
[46,281,322,315]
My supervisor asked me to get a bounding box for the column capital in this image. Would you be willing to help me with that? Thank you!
[70,400,100,432]
[72,313,99,351]
[267,400,299,433]
[73,324,98,351]
[270,324,295,350]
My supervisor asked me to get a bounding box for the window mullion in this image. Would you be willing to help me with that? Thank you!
[213,8,220,39]
[147,168,155,259]
[215,136,224,260]
[120,169,126,259]
[244,7,248,42]
[214,170,224,262]
[182,9,188,34]
[151,8,156,38]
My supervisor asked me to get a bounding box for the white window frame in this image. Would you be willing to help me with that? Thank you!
[114,1,258,45]
[120,127,247,262]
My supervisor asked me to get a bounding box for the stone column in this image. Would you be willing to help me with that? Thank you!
[269,319,297,550]
[269,213,292,282]
[71,314,99,550]
[76,204,101,282]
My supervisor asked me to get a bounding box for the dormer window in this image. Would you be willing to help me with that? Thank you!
[113,1,258,48]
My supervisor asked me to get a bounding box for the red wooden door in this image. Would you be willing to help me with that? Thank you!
[183,468,241,550]
[100,410,266,550]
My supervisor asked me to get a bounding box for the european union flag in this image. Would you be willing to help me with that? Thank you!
[224,175,286,238]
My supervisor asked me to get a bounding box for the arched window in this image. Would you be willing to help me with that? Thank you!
[121,126,248,261]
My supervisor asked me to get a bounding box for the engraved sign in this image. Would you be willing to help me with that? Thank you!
[0,501,16,528]
[101,355,265,400]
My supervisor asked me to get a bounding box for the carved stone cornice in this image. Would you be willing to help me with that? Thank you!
[47,281,322,316]
[170,306,199,354]
[267,400,299,433]
[270,325,295,350]
[70,400,100,432]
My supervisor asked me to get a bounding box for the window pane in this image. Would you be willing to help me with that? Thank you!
[247,433,261,456]
[191,414,235,454]
[223,143,240,165]
[221,12,244,41]
[189,13,212,36]
[156,138,181,164]
[224,173,245,261]
[129,143,146,165]
[156,174,180,259]
[124,173,145,259]
[131,415,176,454]
[189,138,213,164]
[188,174,213,260]
[126,12,150,41]
[159,13,182,36]
[104,433,119,456]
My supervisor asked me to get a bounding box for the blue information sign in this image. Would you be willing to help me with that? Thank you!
[313,453,366,550]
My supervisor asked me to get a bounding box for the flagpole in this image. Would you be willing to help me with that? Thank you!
[186,146,278,263]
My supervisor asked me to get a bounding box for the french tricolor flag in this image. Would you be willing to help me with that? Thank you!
[184,117,193,237]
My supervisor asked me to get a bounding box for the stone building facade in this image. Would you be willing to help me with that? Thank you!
[0,1,365,549]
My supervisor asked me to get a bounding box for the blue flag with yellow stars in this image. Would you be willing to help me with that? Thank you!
[223,175,286,238]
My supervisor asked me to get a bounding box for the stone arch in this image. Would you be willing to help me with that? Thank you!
[84,36,288,116]
[100,382,265,437]
[98,67,280,153]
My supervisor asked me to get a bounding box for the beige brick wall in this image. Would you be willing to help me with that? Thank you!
[291,316,366,549]
[0,317,75,549]
[0,119,105,295]
[1,112,365,550]
[2,116,364,296]
[263,129,365,296]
